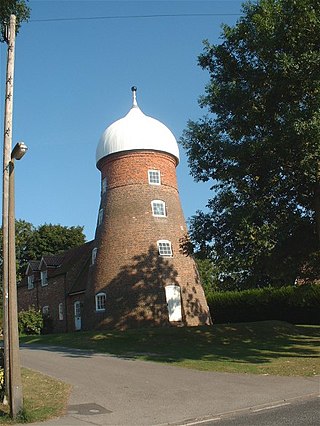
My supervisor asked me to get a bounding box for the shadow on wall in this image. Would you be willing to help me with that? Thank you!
[180,262,212,326]
[95,245,210,329]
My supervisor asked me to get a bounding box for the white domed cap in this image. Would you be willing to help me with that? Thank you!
[96,87,180,167]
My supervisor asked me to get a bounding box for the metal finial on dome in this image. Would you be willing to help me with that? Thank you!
[131,86,138,107]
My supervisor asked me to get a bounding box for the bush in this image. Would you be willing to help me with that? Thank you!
[18,306,43,335]
[0,367,4,403]
[207,284,320,324]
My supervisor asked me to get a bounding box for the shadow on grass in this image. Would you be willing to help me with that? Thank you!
[20,321,320,373]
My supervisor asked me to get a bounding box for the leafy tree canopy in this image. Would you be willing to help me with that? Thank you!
[181,0,320,289]
[0,220,86,280]
[0,0,30,42]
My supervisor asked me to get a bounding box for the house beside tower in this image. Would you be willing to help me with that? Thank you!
[18,88,212,332]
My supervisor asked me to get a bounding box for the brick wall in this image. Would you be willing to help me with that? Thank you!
[18,272,67,333]
[89,150,212,329]
[99,150,178,190]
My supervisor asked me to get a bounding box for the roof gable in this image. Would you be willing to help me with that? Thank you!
[26,261,40,275]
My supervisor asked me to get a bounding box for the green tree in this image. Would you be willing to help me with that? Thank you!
[29,223,86,260]
[0,0,30,42]
[14,219,35,278]
[181,0,320,289]
[195,258,219,294]
[0,220,86,280]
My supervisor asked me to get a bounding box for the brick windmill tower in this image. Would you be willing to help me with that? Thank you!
[86,87,211,329]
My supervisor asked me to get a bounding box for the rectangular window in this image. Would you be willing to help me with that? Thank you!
[152,200,166,217]
[157,240,173,257]
[148,169,161,185]
[98,209,103,226]
[42,305,49,316]
[102,177,107,194]
[27,275,34,290]
[91,248,98,265]
[58,303,64,321]
[95,292,106,311]
[41,270,48,286]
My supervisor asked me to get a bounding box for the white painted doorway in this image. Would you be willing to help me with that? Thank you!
[165,285,182,322]
[74,301,82,331]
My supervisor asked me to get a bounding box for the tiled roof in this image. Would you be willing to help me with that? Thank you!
[50,241,95,294]
[28,260,41,271]
[67,242,95,295]
[19,241,95,292]
[42,254,66,267]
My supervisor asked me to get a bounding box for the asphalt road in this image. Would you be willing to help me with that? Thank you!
[180,396,319,425]
[20,345,319,426]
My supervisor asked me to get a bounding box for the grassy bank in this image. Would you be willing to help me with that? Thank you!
[0,368,71,424]
[21,321,320,376]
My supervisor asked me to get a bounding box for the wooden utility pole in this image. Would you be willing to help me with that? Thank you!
[1,14,23,416]
[8,155,23,417]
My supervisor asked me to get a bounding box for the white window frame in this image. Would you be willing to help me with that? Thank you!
[27,274,34,290]
[95,292,106,312]
[58,303,64,321]
[42,305,49,316]
[91,247,98,265]
[151,200,166,217]
[148,169,161,185]
[157,240,173,257]
[41,270,48,286]
[102,177,107,194]
[98,208,103,226]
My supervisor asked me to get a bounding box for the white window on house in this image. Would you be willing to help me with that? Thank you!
[151,200,166,217]
[148,169,161,185]
[98,208,103,226]
[91,248,98,265]
[157,240,173,257]
[58,303,64,321]
[102,177,107,194]
[95,292,106,312]
[42,305,49,316]
[41,270,48,286]
[27,274,34,290]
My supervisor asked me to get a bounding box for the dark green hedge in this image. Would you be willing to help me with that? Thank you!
[206,284,320,324]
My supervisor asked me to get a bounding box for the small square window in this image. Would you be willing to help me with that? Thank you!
[148,170,161,185]
[157,240,173,257]
[152,200,166,217]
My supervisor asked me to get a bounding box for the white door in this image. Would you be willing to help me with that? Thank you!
[165,285,182,322]
[74,301,82,331]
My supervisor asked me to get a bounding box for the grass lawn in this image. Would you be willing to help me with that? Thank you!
[20,320,320,376]
[0,368,71,424]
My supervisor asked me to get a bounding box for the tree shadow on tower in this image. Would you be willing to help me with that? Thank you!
[96,245,179,329]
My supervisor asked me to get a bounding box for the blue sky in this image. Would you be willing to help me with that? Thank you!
[1,0,243,241]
